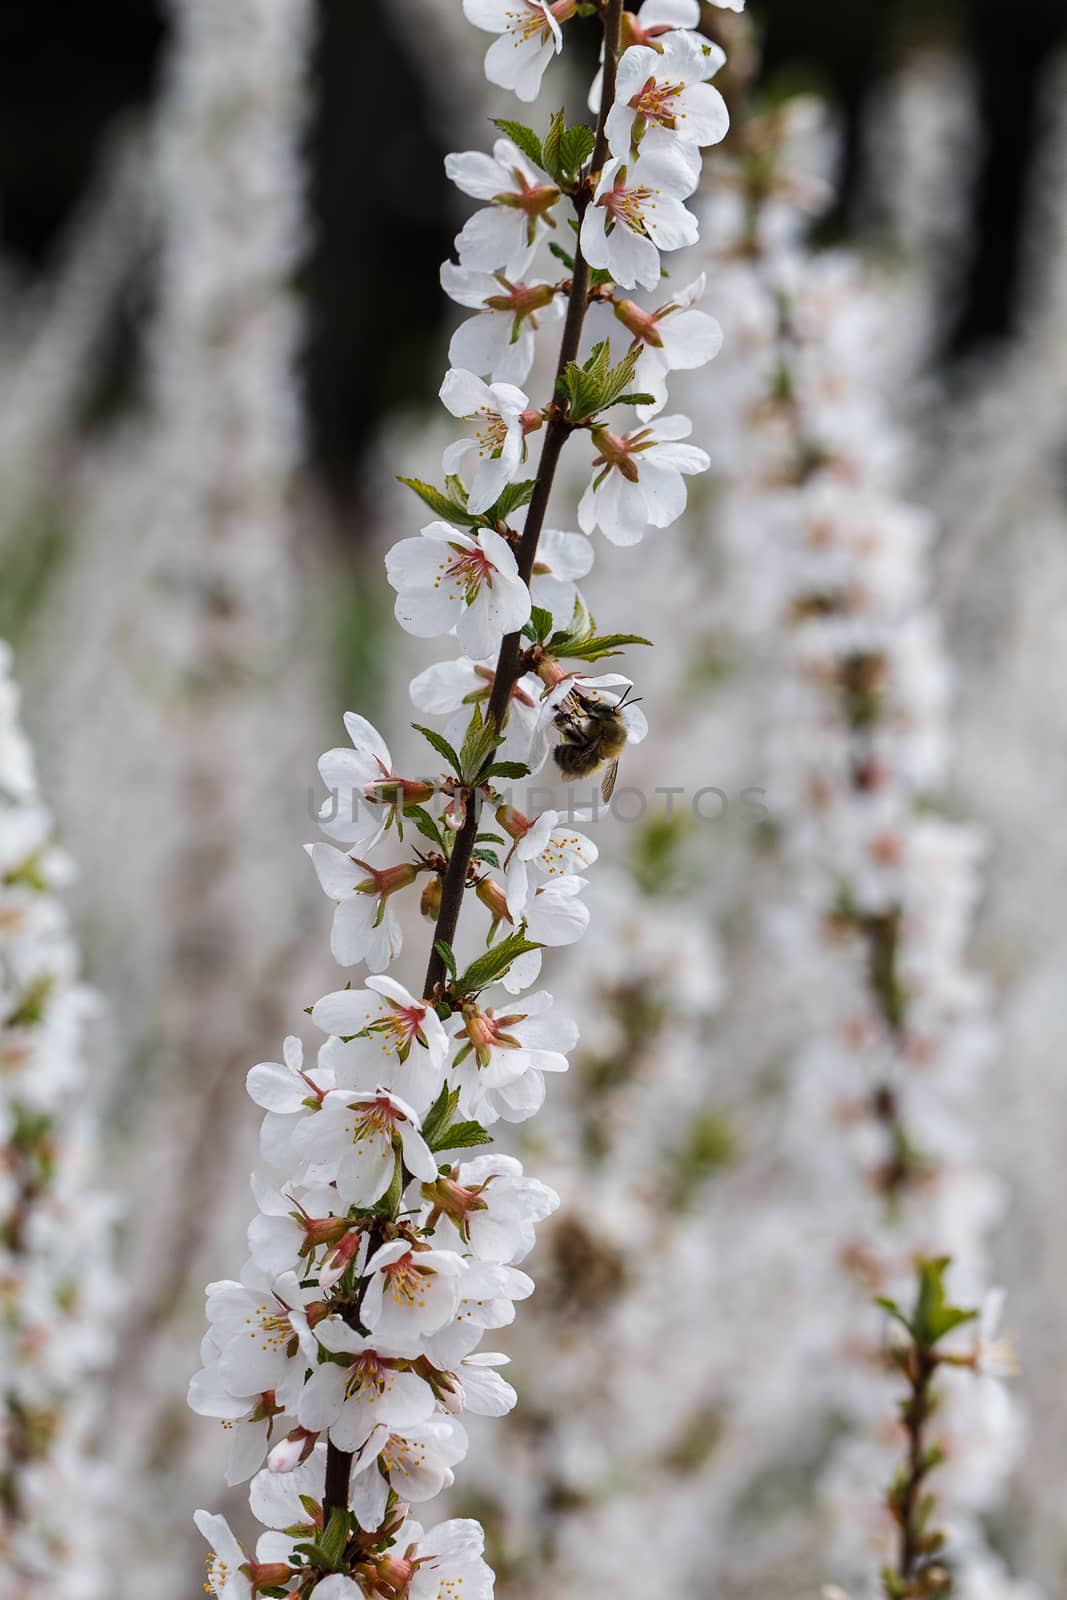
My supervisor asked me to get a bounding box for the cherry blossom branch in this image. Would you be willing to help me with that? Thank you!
[422,0,624,1001]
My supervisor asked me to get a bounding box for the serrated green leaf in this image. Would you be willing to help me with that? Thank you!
[559,122,595,179]
[397,476,478,526]
[454,931,542,995]
[612,391,657,407]
[422,1083,462,1147]
[471,848,501,867]
[524,604,554,643]
[429,1120,494,1153]
[491,117,543,169]
[550,630,652,662]
[458,703,501,784]
[542,107,566,183]
[548,240,575,270]
[484,760,531,780]
[485,478,537,522]
[434,939,458,980]
[412,724,463,778]
[407,805,445,849]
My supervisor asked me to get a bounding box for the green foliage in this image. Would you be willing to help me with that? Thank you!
[434,939,458,980]
[877,1257,978,1352]
[458,703,501,785]
[453,930,542,996]
[491,117,544,169]
[412,724,463,779]
[558,340,647,423]
[398,476,480,527]
[428,1119,494,1154]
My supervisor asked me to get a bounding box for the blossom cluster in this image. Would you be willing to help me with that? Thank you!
[0,641,115,1599]
[189,2,733,1595]
[705,91,1032,1598]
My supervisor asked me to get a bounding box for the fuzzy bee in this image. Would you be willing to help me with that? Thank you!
[552,685,640,802]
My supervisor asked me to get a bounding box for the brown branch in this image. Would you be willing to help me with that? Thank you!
[325,0,625,1524]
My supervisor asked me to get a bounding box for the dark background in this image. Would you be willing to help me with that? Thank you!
[2,0,1063,505]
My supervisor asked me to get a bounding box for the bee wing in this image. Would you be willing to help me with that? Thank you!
[600,759,620,802]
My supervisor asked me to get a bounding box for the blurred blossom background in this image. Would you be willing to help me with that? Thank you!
[2,0,1067,1595]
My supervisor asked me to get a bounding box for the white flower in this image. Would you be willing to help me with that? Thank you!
[439,369,531,515]
[448,1350,518,1416]
[614,273,723,418]
[606,33,728,176]
[304,846,413,971]
[446,139,561,277]
[201,1269,319,1407]
[194,1512,256,1600]
[580,150,698,292]
[523,873,591,948]
[361,1240,468,1356]
[498,803,599,916]
[386,521,531,659]
[310,976,449,1116]
[246,1035,334,1172]
[294,1088,437,1207]
[588,0,714,112]
[409,655,541,769]
[447,990,575,1125]
[530,527,594,624]
[246,1176,343,1278]
[441,262,563,385]
[400,1519,495,1600]
[298,1323,436,1452]
[187,1362,283,1485]
[350,1415,469,1530]
[427,1152,560,1262]
[427,1263,534,1365]
[461,0,571,101]
[250,1444,330,1526]
[317,713,429,849]
[578,414,709,545]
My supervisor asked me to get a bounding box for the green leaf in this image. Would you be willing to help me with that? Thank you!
[484,760,530,780]
[558,122,595,179]
[320,1507,351,1567]
[491,117,544,169]
[548,630,653,662]
[485,478,537,522]
[612,391,657,407]
[542,107,566,183]
[434,939,458,980]
[458,703,501,785]
[472,848,501,868]
[548,240,575,270]
[397,476,479,527]
[421,1083,462,1148]
[429,1119,494,1153]
[407,805,445,849]
[524,604,554,643]
[412,724,463,778]
[454,931,542,995]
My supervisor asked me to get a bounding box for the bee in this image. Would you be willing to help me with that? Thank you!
[552,685,639,801]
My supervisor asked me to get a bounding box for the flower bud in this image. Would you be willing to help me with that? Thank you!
[420,876,443,921]
[268,1427,319,1473]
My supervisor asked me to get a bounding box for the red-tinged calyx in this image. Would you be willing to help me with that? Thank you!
[368,777,435,808]
[421,1169,492,1240]
[614,296,664,347]
[475,877,513,931]
[496,176,560,220]
[485,278,557,338]
[320,1228,363,1291]
[352,860,419,899]
[240,1561,298,1593]
[621,10,675,48]
[375,1554,416,1596]
[455,999,526,1069]
[520,408,544,436]
[297,1212,349,1256]
[495,803,532,841]
[248,1390,286,1425]
[590,425,647,484]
